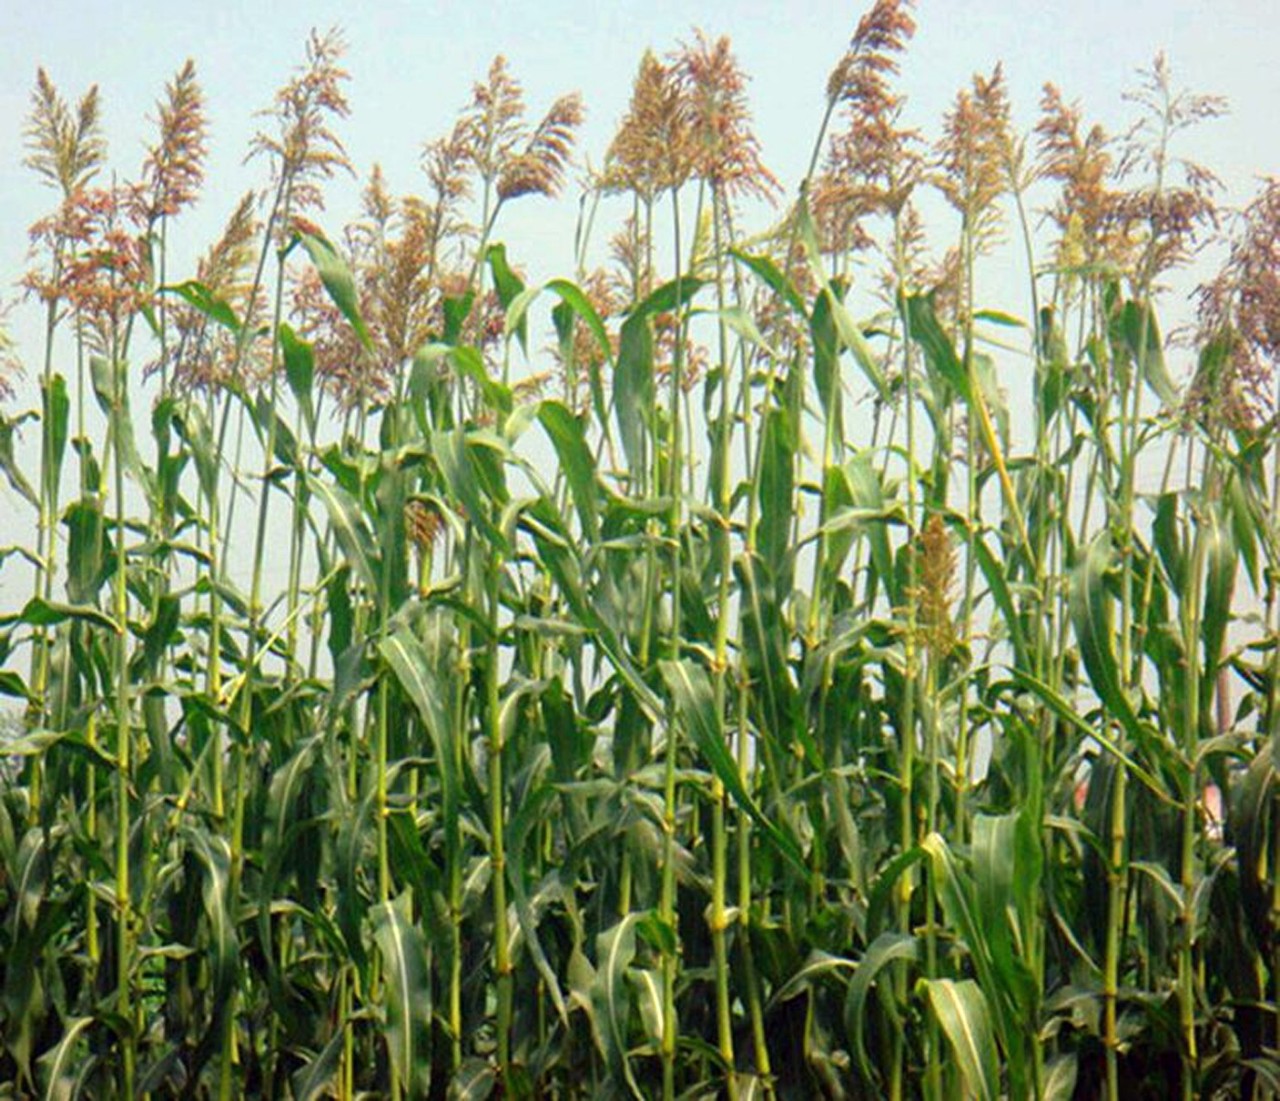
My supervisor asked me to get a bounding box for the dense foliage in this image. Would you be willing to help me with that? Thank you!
[1,4,1279,1098]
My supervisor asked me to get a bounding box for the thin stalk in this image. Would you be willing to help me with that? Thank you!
[449,573,470,1074]
[659,183,686,1101]
[485,548,513,1083]
[1178,494,1208,1100]
[892,206,920,1101]
[110,337,136,1099]
[28,244,66,820]
[707,185,738,1099]
[221,173,295,1101]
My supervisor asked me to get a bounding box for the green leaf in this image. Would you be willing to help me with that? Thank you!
[182,827,237,1015]
[0,409,38,507]
[810,289,839,421]
[371,891,433,1099]
[38,1015,93,1101]
[290,1029,344,1101]
[546,279,612,366]
[295,226,374,352]
[538,401,599,539]
[1122,298,1177,406]
[593,914,645,1100]
[717,303,778,360]
[279,323,317,438]
[487,243,528,353]
[825,287,887,400]
[64,496,107,606]
[903,292,968,401]
[506,785,570,1024]
[308,475,379,592]
[1234,750,1275,950]
[90,355,150,491]
[379,625,459,867]
[449,1059,497,1100]
[845,932,918,1088]
[974,308,1025,328]
[793,197,887,400]
[614,311,653,477]
[40,373,69,509]
[972,813,1039,1025]
[1201,499,1235,678]
[1070,532,1145,746]
[660,658,805,872]
[1,597,117,634]
[160,280,242,333]
[846,452,896,604]
[433,428,508,553]
[547,277,614,429]
[729,248,807,317]
[922,979,999,1101]
[1004,667,1166,799]
[757,404,795,582]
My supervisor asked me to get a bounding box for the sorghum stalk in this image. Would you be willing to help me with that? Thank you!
[708,185,738,1098]
[98,301,136,1097]
[485,546,513,1082]
[659,183,686,1101]
[892,206,918,1101]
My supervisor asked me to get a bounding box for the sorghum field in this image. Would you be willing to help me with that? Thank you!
[1,2,1278,1098]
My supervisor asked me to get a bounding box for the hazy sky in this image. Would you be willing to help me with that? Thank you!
[0,0,1277,382]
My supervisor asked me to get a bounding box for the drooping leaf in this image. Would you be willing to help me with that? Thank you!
[538,400,598,538]
[371,891,432,1099]
[1070,532,1146,747]
[294,226,374,352]
[660,657,804,872]
[160,280,242,333]
[845,932,918,1089]
[279,323,317,438]
[923,978,999,1101]
[487,243,528,353]
[290,1029,344,1101]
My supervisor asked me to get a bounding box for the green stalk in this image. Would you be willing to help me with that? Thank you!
[28,244,67,820]
[892,206,919,1101]
[449,556,471,1074]
[707,186,738,1099]
[923,648,942,1101]
[1177,494,1208,1100]
[108,331,137,1099]
[221,175,294,1101]
[485,546,513,1083]
[659,183,686,1101]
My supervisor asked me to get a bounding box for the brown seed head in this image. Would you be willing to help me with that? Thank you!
[163,191,265,393]
[250,28,353,214]
[906,513,956,661]
[936,64,1011,250]
[1190,177,1280,432]
[674,31,779,202]
[141,60,207,220]
[24,68,106,196]
[826,0,916,114]
[603,50,695,201]
[497,92,584,201]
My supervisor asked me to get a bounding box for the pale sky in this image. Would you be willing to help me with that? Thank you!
[0,0,1277,386]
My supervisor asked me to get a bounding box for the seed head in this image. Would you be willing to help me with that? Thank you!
[497,93,585,201]
[674,31,779,202]
[603,50,695,201]
[24,68,106,196]
[906,513,957,661]
[1190,177,1280,432]
[140,60,207,220]
[936,64,1012,251]
[250,28,353,214]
